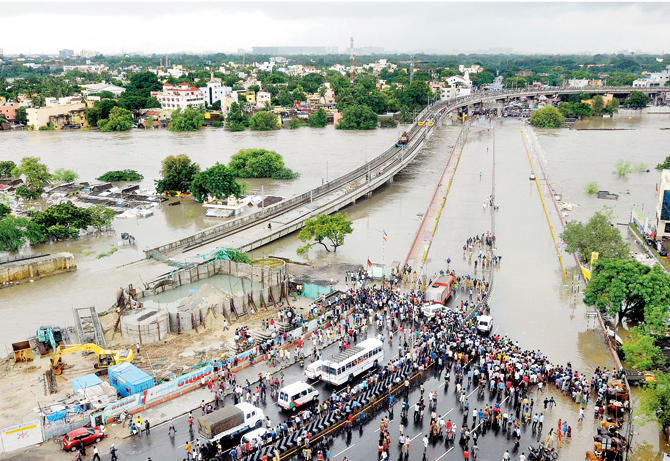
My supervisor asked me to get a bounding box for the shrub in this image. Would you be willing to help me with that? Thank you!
[584,181,599,195]
[379,118,398,128]
[212,121,224,128]
[614,159,632,177]
[529,106,565,128]
[15,186,41,200]
[97,169,144,182]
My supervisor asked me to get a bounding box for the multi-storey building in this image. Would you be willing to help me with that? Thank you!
[151,83,205,111]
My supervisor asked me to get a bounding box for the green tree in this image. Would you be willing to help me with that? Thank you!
[656,156,670,171]
[86,99,119,127]
[297,212,354,253]
[155,154,200,194]
[276,87,294,107]
[637,371,670,429]
[529,106,565,128]
[0,161,17,178]
[308,108,327,128]
[191,163,242,202]
[583,259,670,326]
[0,216,31,252]
[98,106,133,132]
[15,107,27,122]
[625,90,648,108]
[97,169,143,182]
[226,102,248,131]
[400,81,432,109]
[603,97,620,114]
[29,201,92,241]
[249,111,280,131]
[560,208,629,263]
[89,204,115,232]
[337,104,378,130]
[591,95,604,115]
[288,117,301,129]
[52,168,78,183]
[98,90,116,99]
[228,148,298,179]
[292,86,306,102]
[622,327,663,370]
[169,107,205,132]
[12,156,51,191]
[0,203,10,219]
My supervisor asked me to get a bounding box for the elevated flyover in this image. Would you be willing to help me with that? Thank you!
[145,86,668,258]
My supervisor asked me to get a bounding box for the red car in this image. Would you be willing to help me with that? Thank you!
[62,427,105,452]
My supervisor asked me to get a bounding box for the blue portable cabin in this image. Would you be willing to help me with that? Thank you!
[108,362,154,397]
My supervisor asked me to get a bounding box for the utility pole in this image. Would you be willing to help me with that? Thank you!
[349,37,355,88]
[410,54,415,85]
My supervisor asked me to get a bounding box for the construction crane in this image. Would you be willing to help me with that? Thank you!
[51,343,134,375]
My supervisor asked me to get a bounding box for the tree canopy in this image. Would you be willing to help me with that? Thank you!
[228,149,298,180]
[583,259,670,328]
[12,156,50,191]
[191,163,242,202]
[625,90,649,108]
[297,212,354,253]
[637,371,670,429]
[249,111,280,131]
[308,108,327,128]
[85,99,119,127]
[226,102,249,131]
[97,169,143,182]
[52,168,79,183]
[169,107,205,132]
[98,106,133,132]
[337,104,378,130]
[0,160,17,178]
[529,106,565,128]
[560,208,629,263]
[155,154,200,195]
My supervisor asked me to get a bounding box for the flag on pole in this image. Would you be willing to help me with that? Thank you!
[367,258,372,267]
[383,230,388,242]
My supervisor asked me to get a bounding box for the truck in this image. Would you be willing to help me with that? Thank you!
[424,275,455,305]
[197,402,264,443]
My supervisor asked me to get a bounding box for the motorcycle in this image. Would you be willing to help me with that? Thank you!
[115,410,129,425]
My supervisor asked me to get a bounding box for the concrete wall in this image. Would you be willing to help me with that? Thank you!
[0,252,76,284]
[42,413,90,441]
[120,308,170,345]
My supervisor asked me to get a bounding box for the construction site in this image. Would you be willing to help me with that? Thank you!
[0,254,328,436]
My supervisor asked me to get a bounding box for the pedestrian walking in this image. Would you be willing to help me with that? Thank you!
[92,446,101,461]
[110,444,118,461]
[168,418,176,434]
[145,419,150,435]
[186,441,192,460]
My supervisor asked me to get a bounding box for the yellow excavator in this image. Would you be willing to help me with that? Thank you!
[50,343,134,375]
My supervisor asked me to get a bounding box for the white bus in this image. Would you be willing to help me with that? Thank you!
[321,338,384,386]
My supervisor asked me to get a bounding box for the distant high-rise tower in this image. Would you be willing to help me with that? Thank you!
[349,37,354,88]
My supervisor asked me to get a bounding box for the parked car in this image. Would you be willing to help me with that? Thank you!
[476,316,494,335]
[62,427,105,452]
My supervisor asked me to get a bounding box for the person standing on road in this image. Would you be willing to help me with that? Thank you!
[185,441,192,460]
[422,435,428,457]
[145,419,150,435]
[168,418,176,434]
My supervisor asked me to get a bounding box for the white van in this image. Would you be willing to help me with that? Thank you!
[476,315,493,334]
[422,303,444,319]
[278,381,319,411]
[304,360,325,380]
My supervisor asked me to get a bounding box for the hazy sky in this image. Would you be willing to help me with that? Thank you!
[2,2,669,56]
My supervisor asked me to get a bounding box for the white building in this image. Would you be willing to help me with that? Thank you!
[633,65,670,88]
[199,81,232,106]
[81,82,126,97]
[256,91,271,108]
[151,83,205,111]
[444,74,472,88]
[63,64,106,73]
[440,86,471,101]
[458,64,483,74]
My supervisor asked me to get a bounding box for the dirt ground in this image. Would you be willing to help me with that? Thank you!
[0,282,315,428]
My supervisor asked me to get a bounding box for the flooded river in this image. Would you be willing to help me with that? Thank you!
[2,112,669,458]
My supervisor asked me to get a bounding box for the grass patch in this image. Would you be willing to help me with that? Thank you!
[83,250,94,256]
[584,181,599,195]
[635,162,648,173]
[186,210,195,218]
[96,247,119,259]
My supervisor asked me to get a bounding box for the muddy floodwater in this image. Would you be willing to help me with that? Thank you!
[2,112,670,459]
